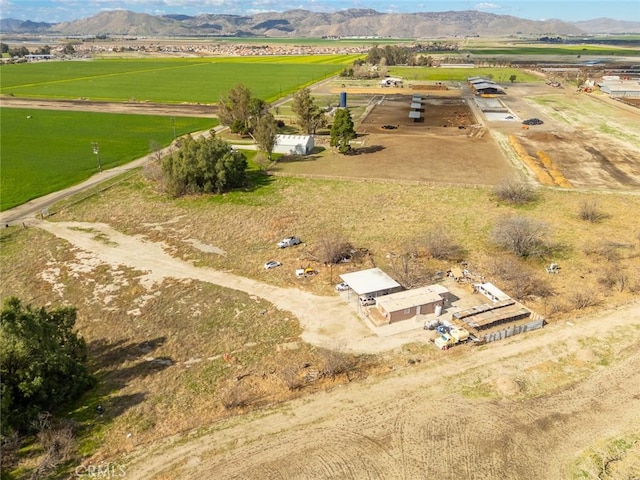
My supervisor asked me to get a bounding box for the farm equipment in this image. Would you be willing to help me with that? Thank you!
[434,325,470,350]
[295,267,318,278]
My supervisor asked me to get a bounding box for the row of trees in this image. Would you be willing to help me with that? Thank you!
[157,83,357,198]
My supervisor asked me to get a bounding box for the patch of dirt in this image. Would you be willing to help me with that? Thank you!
[0,97,216,117]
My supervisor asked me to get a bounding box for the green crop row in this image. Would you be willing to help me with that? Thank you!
[0,108,217,211]
[0,56,356,103]
[388,66,542,82]
[465,45,640,56]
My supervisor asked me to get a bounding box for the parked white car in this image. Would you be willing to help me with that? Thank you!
[335,282,349,291]
[264,260,282,270]
[359,295,376,306]
[277,236,302,248]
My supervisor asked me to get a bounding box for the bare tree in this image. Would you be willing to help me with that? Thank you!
[598,264,629,292]
[569,289,600,310]
[488,257,554,300]
[491,216,549,257]
[387,252,428,289]
[311,231,352,264]
[319,345,356,381]
[493,176,537,204]
[422,226,464,260]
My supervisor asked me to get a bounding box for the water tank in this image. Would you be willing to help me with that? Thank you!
[339,91,347,108]
[435,304,443,317]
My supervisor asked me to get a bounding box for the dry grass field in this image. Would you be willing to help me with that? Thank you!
[2,71,640,479]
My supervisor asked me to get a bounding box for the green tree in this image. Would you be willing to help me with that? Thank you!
[253,113,278,161]
[218,84,268,136]
[330,109,356,154]
[161,133,247,197]
[291,88,327,135]
[509,74,517,83]
[0,43,9,54]
[0,298,95,435]
[62,42,75,55]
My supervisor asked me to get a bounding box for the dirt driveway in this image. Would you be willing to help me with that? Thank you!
[36,220,422,354]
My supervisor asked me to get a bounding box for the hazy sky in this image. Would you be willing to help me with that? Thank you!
[2,0,639,23]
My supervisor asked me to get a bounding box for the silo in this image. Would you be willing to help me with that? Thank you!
[339,91,347,108]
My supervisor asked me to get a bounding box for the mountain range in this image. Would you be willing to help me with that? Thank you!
[2,9,639,38]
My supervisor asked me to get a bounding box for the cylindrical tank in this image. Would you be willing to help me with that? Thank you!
[339,91,347,108]
[434,304,443,317]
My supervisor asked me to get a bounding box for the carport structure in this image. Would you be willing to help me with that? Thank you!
[339,268,402,298]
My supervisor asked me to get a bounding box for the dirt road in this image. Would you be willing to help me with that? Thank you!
[122,300,640,480]
[35,219,640,479]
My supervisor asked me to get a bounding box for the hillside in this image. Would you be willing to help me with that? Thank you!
[2,8,639,37]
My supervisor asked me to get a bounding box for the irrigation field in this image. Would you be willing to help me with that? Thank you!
[0,55,354,103]
[0,55,357,210]
[0,108,217,211]
[388,66,543,82]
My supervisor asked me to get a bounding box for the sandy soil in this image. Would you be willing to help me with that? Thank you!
[34,219,640,480]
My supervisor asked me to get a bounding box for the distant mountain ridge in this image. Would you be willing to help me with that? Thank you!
[1,9,639,37]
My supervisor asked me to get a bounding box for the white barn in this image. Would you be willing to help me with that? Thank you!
[273,135,314,155]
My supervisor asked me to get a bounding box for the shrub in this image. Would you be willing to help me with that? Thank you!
[579,199,606,222]
[491,216,549,257]
[493,176,537,204]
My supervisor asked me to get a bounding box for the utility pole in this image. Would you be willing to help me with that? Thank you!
[92,142,102,173]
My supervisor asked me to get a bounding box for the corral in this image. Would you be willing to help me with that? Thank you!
[304,79,640,191]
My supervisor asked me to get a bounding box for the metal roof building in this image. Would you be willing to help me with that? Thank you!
[273,135,314,155]
[339,268,402,297]
[597,77,640,98]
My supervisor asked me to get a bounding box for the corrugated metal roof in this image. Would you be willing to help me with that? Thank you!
[275,135,313,146]
[339,268,401,295]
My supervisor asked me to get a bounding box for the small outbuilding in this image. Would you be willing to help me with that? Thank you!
[376,285,450,324]
[273,135,314,155]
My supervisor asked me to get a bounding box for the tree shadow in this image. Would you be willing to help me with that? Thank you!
[243,170,275,192]
[88,337,167,371]
[349,145,385,155]
[87,336,173,394]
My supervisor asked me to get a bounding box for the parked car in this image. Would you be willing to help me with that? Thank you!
[277,236,302,248]
[359,295,376,306]
[335,282,349,291]
[264,260,282,270]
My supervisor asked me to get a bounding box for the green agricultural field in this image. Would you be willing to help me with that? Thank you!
[0,56,355,103]
[0,108,217,211]
[388,66,542,82]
